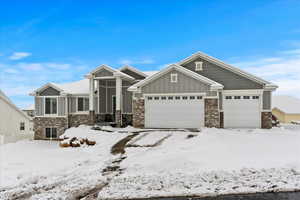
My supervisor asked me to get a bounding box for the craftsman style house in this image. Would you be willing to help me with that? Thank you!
[31,52,277,139]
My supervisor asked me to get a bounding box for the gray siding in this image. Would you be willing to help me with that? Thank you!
[58,97,66,116]
[94,96,98,113]
[182,57,264,90]
[95,69,113,77]
[123,87,132,113]
[141,69,211,94]
[107,87,115,113]
[219,92,223,110]
[99,86,106,113]
[121,69,145,80]
[39,87,60,96]
[35,97,44,116]
[263,91,271,110]
[69,97,77,113]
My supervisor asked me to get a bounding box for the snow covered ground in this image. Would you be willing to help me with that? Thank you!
[1,124,300,199]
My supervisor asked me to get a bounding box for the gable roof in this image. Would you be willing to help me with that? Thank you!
[90,64,116,74]
[87,64,135,81]
[119,65,148,78]
[273,95,300,114]
[0,89,32,120]
[177,51,278,89]
[128,64,224,92]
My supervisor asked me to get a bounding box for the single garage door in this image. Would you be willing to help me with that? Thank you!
[223,95,261,128]
[145,94,204,128]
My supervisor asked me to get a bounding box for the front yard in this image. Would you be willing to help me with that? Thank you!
[1,125,300,199]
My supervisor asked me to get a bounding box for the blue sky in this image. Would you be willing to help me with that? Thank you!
[0,0,300,108]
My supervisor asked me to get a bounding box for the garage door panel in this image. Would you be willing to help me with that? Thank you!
[224,95,261,128]
[145,95,204,128]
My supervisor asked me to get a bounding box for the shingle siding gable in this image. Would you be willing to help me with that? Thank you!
[181,57,264,90]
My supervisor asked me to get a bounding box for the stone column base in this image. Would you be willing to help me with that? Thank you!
[115,110,122,127]
[89,110,96,125]
[133,99,145,128]
[204,98,220,128]
[261,112,272,129]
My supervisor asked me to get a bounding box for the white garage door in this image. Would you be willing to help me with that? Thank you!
[223,95,261,128]
[145,94,204,128]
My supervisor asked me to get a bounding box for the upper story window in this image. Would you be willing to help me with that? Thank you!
[170,73,178,83]
[20,122,25,131]
[195,61,203,71]
[77,97,89,112]
[45,97,57,115]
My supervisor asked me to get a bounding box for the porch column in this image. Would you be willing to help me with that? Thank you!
[89,76,95,125]
[115,76,122,127]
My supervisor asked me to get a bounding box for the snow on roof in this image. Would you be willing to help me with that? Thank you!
[53,79,90,95]
[23,104,34,111]
[273,95,300,114]
[142,71,158,76]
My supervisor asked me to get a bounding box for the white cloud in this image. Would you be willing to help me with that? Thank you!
[232,49,300,98]
[119,58,155,65]
[9,52,31,60]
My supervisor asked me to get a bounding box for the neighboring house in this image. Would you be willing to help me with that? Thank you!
[22,104,35,117]
[31,52,278,140]
[272,95,300,123]
[0,89,33,144]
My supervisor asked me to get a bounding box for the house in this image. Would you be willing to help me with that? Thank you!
[0,89,33,144]
[22,104,35,117]
[272,95,300,123]
[31,52,278,140]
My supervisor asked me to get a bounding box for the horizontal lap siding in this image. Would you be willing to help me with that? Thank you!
[38,87,60,96]
[35,97,44,116]
[95,69,113,77]
[182,58,264,90]
[58,97,65,116]
[141,69,211,94]
[123,87,132,113]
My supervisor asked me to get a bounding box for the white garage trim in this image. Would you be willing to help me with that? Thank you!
[144,93,205,129]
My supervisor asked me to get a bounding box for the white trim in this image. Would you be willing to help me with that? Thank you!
[143,92,206,97]
[89,64,116,75]
[76,96,89,113]
[223,89,264,95]
[177,51,273,85]
[30,83,63,96]
[128,64,223,92]
[195,61,203,71]
[119,65,148,78]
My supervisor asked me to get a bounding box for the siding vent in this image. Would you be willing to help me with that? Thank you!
[170,73,178,83]
[195,61,203,71]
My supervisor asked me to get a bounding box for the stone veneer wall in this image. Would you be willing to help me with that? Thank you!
[204,98,220,128]
[34,117,68,140]
[68,114,90,127]
[261,112,272,129]
[132,98,145,128]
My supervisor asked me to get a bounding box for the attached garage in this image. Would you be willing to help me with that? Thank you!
[145,94,204,128]
[223,93,261,128]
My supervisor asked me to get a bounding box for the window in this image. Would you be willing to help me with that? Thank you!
[197,96,203,100]
[225,96,232,100]
[147,96,153,100]
[77,97,89,112]
[243,96,250,99]
[45,98,57,114]
[190,96,195,100]
[168,96,173,100]
[182,96,188,100]
[170,73,178,83]
[161,96,167,100]
[252,96,259,99]
[195,61,203,71]
[175,96,181,100]
[20,122,25,131]
[45,128,57,139]
[234,96,241,99]
[154,96,159,100]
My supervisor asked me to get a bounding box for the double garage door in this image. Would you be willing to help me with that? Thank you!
[223,94,261,128]
[145,94,204,128]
